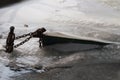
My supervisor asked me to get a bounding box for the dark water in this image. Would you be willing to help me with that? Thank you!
[0,0,24,8]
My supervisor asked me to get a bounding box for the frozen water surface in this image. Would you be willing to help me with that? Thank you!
[0,0,120,80]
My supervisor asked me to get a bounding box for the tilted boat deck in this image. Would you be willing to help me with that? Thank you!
[43,32,113,46]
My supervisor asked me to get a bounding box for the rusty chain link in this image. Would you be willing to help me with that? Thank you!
[6,27,46,53]
[6,27,46,51]
[15,32,33,40]
[14,34,33,48]
[14,30,44,48]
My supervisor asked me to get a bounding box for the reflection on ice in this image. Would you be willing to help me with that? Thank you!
[0,63,14,80]
[16,56,40,65]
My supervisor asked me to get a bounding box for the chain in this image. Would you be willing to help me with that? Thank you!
[15,32,33,40]
[14,34,33,48]
[39,39,43,48]
[13,28,46,48]
[5,27,46,53]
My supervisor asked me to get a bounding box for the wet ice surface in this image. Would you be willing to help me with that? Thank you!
[0,0,120,80]
[0,44,120,80]
[1,39,120,80]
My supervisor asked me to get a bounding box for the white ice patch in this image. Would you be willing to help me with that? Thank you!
[16,56,40,65]
[0,0,120,24]
[0,61,14,80]
[0,44,5,51]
